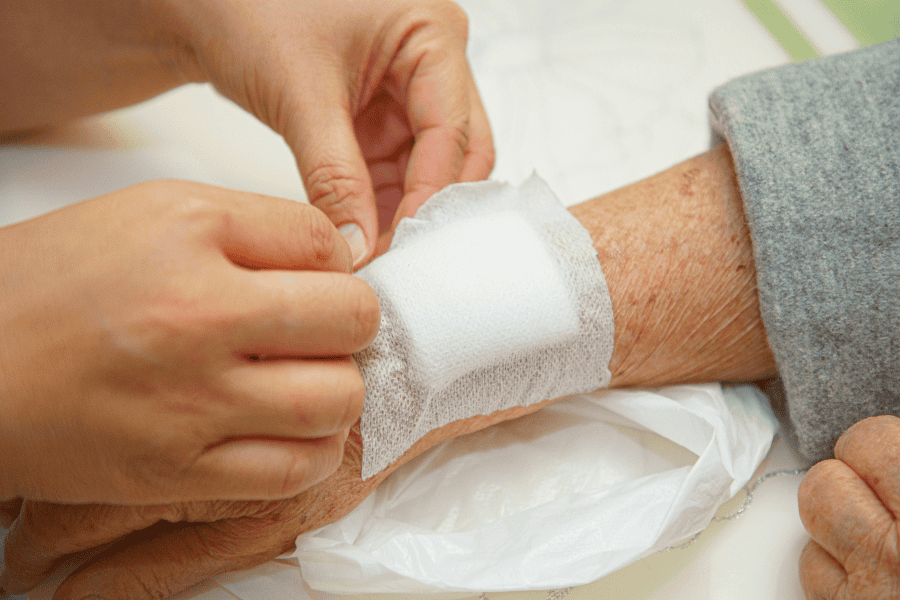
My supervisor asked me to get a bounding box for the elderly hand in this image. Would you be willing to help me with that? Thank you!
[2,0,494,267]
[798,415,900,599]
[0,404,549,599]
[0,428,376,599]
[0,180,379,506]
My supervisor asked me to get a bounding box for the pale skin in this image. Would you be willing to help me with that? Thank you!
[0,0,493,505]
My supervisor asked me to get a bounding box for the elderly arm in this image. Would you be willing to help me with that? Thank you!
[0,145,777,598]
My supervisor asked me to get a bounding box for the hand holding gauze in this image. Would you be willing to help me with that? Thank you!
[0,180,379,505]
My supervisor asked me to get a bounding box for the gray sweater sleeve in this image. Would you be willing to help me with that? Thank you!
[709,39,900,463]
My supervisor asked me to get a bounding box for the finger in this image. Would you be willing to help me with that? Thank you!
[0,499,266,595]
[1,502,158,594]
[457,81,495,184]
[392,50,472,227]
[288,82,378,269]
[53,516,286,600]
[188,429,348,500]
[218,356,365,439]
[0,497,22,529]
[199,184,353,273]
[835,415,900,517]
[355,91,411,161]
[799,539,847,600]
[798,459,894,570]
[373,229,395,261]
[229,269,380,357]
[370,154,407,233]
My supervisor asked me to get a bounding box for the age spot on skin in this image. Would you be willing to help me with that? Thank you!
[679,168,701,197]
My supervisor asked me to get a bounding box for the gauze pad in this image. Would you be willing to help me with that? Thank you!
[355,174,614,479]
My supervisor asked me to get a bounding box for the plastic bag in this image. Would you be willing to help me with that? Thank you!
[213,383,776,598]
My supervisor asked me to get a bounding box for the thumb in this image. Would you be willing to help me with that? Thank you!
[288,88,378,269]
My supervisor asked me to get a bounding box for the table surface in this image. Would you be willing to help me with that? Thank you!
[0,0,880,598]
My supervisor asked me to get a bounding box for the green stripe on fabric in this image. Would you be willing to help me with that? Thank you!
[741,0,820,61]
[819,0,899,45]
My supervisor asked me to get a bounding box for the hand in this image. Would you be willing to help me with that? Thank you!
[2,0,495,266]
[0,179,379,505]
[798,415,900,599]
[0,404,552,599]
[164,0,494,265]
[0,428,376,599]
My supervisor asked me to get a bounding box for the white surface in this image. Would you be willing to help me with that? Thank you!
[0,0,823,598]
[355,175,612,478]
[366,211,578,394]
[288,385,776,596]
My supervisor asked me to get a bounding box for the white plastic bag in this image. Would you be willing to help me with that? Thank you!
[213,383,776,598]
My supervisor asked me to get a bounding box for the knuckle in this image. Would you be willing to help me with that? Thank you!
[300,205,340,266]
[126,432,199,495]
[433,0,469,37]
[305,163,368,214]
[835,415,900,461]
[445,120,472,153]
[280,437,345,497]
[278,453,313,497]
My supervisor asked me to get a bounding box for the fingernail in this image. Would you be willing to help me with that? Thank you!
[338,223,367,267]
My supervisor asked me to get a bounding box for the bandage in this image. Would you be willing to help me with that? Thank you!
[355,175,614,479]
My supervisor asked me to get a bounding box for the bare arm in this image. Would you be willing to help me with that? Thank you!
[0,145,778,598]
[578,143,776,388]
[0,0,185,136]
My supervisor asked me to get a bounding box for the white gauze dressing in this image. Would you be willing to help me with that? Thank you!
[355,174,614,479]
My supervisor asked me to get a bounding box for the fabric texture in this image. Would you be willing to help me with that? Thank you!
[709,39,900,462]
[354,175,614,479]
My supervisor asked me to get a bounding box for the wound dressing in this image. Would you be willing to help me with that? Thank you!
[355,175,614,479]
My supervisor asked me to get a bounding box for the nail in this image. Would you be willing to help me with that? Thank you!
[338,223,367,267]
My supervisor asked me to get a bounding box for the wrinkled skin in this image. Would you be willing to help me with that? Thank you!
[799,415,900,600]
[0,404,550,599]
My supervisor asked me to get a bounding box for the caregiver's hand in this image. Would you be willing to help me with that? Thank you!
[167,0,494,265]
[0,180,379,506]
[798,415,900,599]
[1,0,495,267]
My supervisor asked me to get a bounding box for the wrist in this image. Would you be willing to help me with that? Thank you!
[571,145,777,388]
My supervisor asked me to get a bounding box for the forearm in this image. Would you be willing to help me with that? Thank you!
[0,146,781,598]
[287,144,778,533]
[572,143,776,387]
[0,0,191,135]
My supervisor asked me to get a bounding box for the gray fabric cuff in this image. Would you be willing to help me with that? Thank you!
[709,39,900,462]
